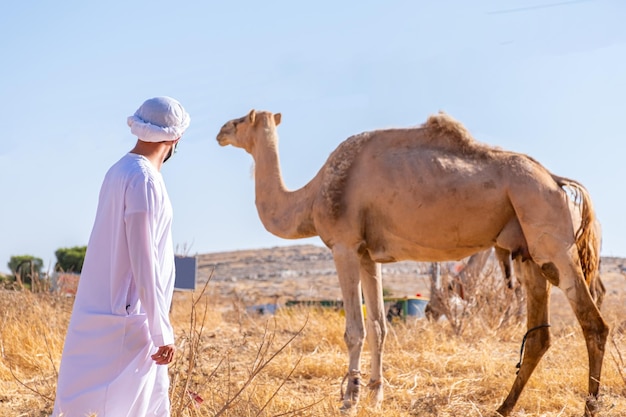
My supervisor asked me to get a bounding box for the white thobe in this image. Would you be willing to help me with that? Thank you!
[52,153,176,417]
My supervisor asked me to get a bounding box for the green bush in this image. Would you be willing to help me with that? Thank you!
[55,246,87,273]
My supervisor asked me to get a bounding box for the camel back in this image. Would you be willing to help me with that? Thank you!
[321,113,600,285]
[556,176,600,286]
[321,113,491,218]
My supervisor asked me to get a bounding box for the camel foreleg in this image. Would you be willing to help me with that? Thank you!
[332,244,366,411]
[360,254,386,407]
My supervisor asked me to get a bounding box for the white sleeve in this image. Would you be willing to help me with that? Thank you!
[125,179,174,347]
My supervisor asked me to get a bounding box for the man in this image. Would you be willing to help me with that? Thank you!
[52,96,190,417]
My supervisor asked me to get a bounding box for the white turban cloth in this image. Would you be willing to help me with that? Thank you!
[127,96,191,143]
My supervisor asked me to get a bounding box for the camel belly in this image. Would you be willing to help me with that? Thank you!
[343,152,516,262]
[362,205,512,263]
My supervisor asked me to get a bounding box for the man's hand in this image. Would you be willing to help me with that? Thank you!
[152,344,176,365]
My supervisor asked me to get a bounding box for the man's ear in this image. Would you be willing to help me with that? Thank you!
[248,109,256,124]
[274,113,282,126]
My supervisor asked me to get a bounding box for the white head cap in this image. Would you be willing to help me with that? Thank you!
[127,96,191,143]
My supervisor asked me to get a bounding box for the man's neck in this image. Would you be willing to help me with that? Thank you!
[129,140,168,171]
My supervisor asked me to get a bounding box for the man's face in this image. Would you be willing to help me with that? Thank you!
[163,141,178,163]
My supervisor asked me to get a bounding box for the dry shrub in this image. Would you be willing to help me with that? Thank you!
[167,280,328,417]
[427,256,526,338]
[0,290,70,415]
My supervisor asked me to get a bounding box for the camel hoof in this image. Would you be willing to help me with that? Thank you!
[584,395,601,417]
[340,369,361,412]
[339,401,357,414]
[495,405,509,416]
[366,379,383,408]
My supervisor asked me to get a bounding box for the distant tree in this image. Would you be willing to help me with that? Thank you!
[7,255,44,287]
[55,246,87,273]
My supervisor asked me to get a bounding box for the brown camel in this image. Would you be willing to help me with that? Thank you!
[216,110,608,416]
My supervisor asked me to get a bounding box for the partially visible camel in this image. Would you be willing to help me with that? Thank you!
[216,110,608,416]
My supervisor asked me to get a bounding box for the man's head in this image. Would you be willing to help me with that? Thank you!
[127,96,190,144]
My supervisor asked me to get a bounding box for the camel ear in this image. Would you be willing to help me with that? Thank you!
[248,109,256,124]
[274,113,282,126]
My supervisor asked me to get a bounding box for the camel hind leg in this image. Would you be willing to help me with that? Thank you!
[590,272,606,310]
[497,259,552,416]
[552,256,608,416]
[495,246,514,288]
[508,177,608,415]
[523,239,608,416]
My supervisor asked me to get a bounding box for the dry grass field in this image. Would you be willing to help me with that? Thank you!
[1,246,625,417]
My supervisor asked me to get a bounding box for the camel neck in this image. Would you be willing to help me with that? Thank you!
[251,134,318,239]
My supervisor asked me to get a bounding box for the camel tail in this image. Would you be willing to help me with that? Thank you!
[554,175,600,287]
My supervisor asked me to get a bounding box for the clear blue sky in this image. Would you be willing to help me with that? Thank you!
[1,0,624,274]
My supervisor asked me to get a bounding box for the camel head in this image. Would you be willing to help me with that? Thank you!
[216,109,282,154]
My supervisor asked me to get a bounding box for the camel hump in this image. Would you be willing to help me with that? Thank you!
[321,112,486,219]
[424,112,475,147]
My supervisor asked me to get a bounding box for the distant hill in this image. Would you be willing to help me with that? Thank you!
[191,244,625,304]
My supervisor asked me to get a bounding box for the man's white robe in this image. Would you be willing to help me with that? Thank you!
[52,154,176,417]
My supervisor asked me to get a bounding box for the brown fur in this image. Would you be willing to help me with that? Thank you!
[322,132,372,219]
[424,112,476,148]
